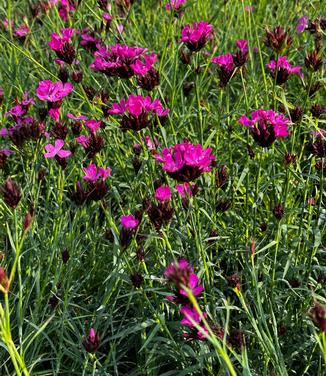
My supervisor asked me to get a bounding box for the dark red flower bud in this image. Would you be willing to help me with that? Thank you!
[61,249,70,264]
[289,106,303,123]
[265,26,292,52]
[284,152,296,166]
[132,158,142,174]
[273,203,284,220]
[0,87,4,106]
[311,104,326,119]
[0,267,9,292]
[138,69,160,91]
[130,272,143,288]
[305,50,323,71]
[309,302,326,332]
[58,65,69,83]
[226,273,241,290]
[180,48,192,65]
[0,179,22,209]
[216,165,228,189]
[71,69,83,83]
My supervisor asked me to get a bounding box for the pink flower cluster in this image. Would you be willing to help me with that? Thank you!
[155,142,215,182]
[44,139,71,159]
[239,109,290,147]
[165,259,208,340]
[108,95,169,131]
[181,21,214,52]
[266,56,303,84]
[50,0,77,21]
[90,44,157,79]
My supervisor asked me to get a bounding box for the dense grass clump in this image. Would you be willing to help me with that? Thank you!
[0,0,325,375]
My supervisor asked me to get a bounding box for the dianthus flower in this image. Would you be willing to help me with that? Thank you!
[297,16,309,33]
[266,56,303,84]
[164,259,204,299]
[130,54,160,91]
[36,80,73,102]
[155,186,172,202]
[83,163,111,182]
[120,214,139,229]
[239,109,290,147]
[181,21,214,52]
[79,28,101,52]
[155,142,215,182]
[44,139,71,158]
[90,44,154,79]
[108,95,169,131]
[48,28,76,64]
[212,53,235,87]
[180,306,209,340]
[166,0,186,10]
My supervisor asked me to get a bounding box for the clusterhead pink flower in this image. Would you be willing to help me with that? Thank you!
[108,95,169,131]
[155,142,215,182]
[181,21,214,52]
[239,109,290,147]
[155,186,172,202]
[85,120,102,133]
[83,163,111,183]
[36,80,73,102]
[48,28,75,51]
[297,16,308,33]
[120,214,139,229]
[166,0,186,10]
[44,139,71,158]
[266,56,303,84]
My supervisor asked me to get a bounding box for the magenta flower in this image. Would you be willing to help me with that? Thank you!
[48,28,74,51]
[166,0,186,10]
[165,258,204,303]
[90,44,152,79]
[83,163,111,183]
[50,0,76,21]
[85,120,102,133]
[48,28,76,64]
[67,113,88,121]
[239,109,290,147]
[181,21,214,52]
[155,142,215,182]
[120,214,139,229]
[108,95,169,131]
[212,53,235,87]
[0,149,13,156]
[36,80,73,102]
[176,183,193,197]
[180,306,208,340]
[44,139,71,158]
[82,327,100,353]
[236,39,248,54]
[14,24,30,38]
[297,16,309,33]
[155,186,172,202]
[266,56,303,84]
[79,28,101,53]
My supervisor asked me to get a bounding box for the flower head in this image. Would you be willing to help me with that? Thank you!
[155,142,215,182]
[120,214,139,229]
[44,139,71,158]
[297,16,309,33]
[265,26,292,52]
[83,163,111,182]
[108,95,169,131]
[166,0,186,10]
[0,179,22,209]
[181,21,214,52]
[155,186,172,202]
[266,56,303,84]
[36,80,73,102]
[90,44,151,79]
[83,328,100,353]
[48,28,76,64]
[239,109,290,147]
